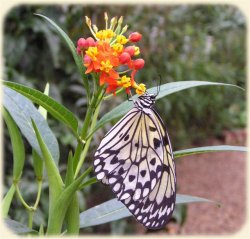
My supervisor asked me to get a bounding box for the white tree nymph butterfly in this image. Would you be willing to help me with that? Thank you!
[94,92,176,229]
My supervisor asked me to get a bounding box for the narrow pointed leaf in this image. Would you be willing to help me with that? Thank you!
[94,81,243,132]
[31,119,63,208]
[3,81,78,136]
[174,145,247,159]
[3,108,25,180]
[3,86,59,163]
[47,169,91,234]
[34,13,90,99]
[32,83,49,179]
[79,194,218,228]
[2,184,16,218]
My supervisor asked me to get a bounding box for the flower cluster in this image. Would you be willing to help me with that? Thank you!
[77,13,146,95]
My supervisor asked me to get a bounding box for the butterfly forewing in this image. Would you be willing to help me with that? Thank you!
[93,93,176,229]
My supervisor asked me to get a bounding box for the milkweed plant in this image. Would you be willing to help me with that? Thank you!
[2,13,246,235]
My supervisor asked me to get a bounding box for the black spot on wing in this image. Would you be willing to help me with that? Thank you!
[150,157,156,166]
[140,170,146,177]
[153,138,161,149]
[149,126,157,132]
[118,167,125,175]
[129,175,136,182]
[124,135,129,141]
[110,156,118,164]
[163,164,170,173]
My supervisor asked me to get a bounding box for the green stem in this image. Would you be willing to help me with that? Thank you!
[15,184,32,211]
[33,180,42,209]
[73,85,104,172]
[103,87,124,100]
[28,211,34,229]
[74,99,102,178]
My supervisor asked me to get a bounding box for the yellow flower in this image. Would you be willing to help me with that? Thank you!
[118,76,131,88]
[134,83,146,95]
[134,46,140,55]
[116,35,128,45]
[96,29,115,41]
[112,43,124,54]
[86,47,98,61]
[100,60,113,73]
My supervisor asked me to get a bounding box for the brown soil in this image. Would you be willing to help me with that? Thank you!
[177,129,247,235]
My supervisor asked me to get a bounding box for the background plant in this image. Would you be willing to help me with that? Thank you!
[2,4,246,235]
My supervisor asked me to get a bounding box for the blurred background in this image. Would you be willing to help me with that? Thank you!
[3,4,246,235]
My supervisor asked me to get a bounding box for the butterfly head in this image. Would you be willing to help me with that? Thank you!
[136,92,156,109]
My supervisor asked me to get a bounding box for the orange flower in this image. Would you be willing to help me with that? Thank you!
[77,12,147,95]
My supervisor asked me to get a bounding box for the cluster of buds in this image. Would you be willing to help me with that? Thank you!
[77,12,146,95]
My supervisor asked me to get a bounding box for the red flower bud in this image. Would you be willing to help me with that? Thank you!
[77,38,87,48]
[124,46,135,56]
[133,59,145,70]
[84,55,91,65]
[129,32,142,42]
[86,37,96,47]
[119,52,131,64]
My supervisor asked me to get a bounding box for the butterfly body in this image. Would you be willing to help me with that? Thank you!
[94,92,176,229]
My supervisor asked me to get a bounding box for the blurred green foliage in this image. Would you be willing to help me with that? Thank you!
[3,4,246,234]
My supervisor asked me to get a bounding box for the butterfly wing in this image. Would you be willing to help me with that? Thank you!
[94,106,176,229]
[94,107,164,201]
[120,108,176,229]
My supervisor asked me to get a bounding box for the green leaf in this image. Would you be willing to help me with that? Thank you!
[79,194,218,228]
[31,119,63,212]
[176,194,219,205]
[32,83,50,179]
[38,83,50,119]
[32,150,43,179]
[4,218,36,234]
[174,145,247,158]
[172,204,187,226]
[94,81,243,133]
[3,81,78,137]
[2,184,16,218]
[3,108,25,180]
[78,177,98,190]
[34,13,90,99]
[65,151,74,187]
[3,86,59,164]
[65,193,79,235]
[47,168,92,234]
[39,224,44,236]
